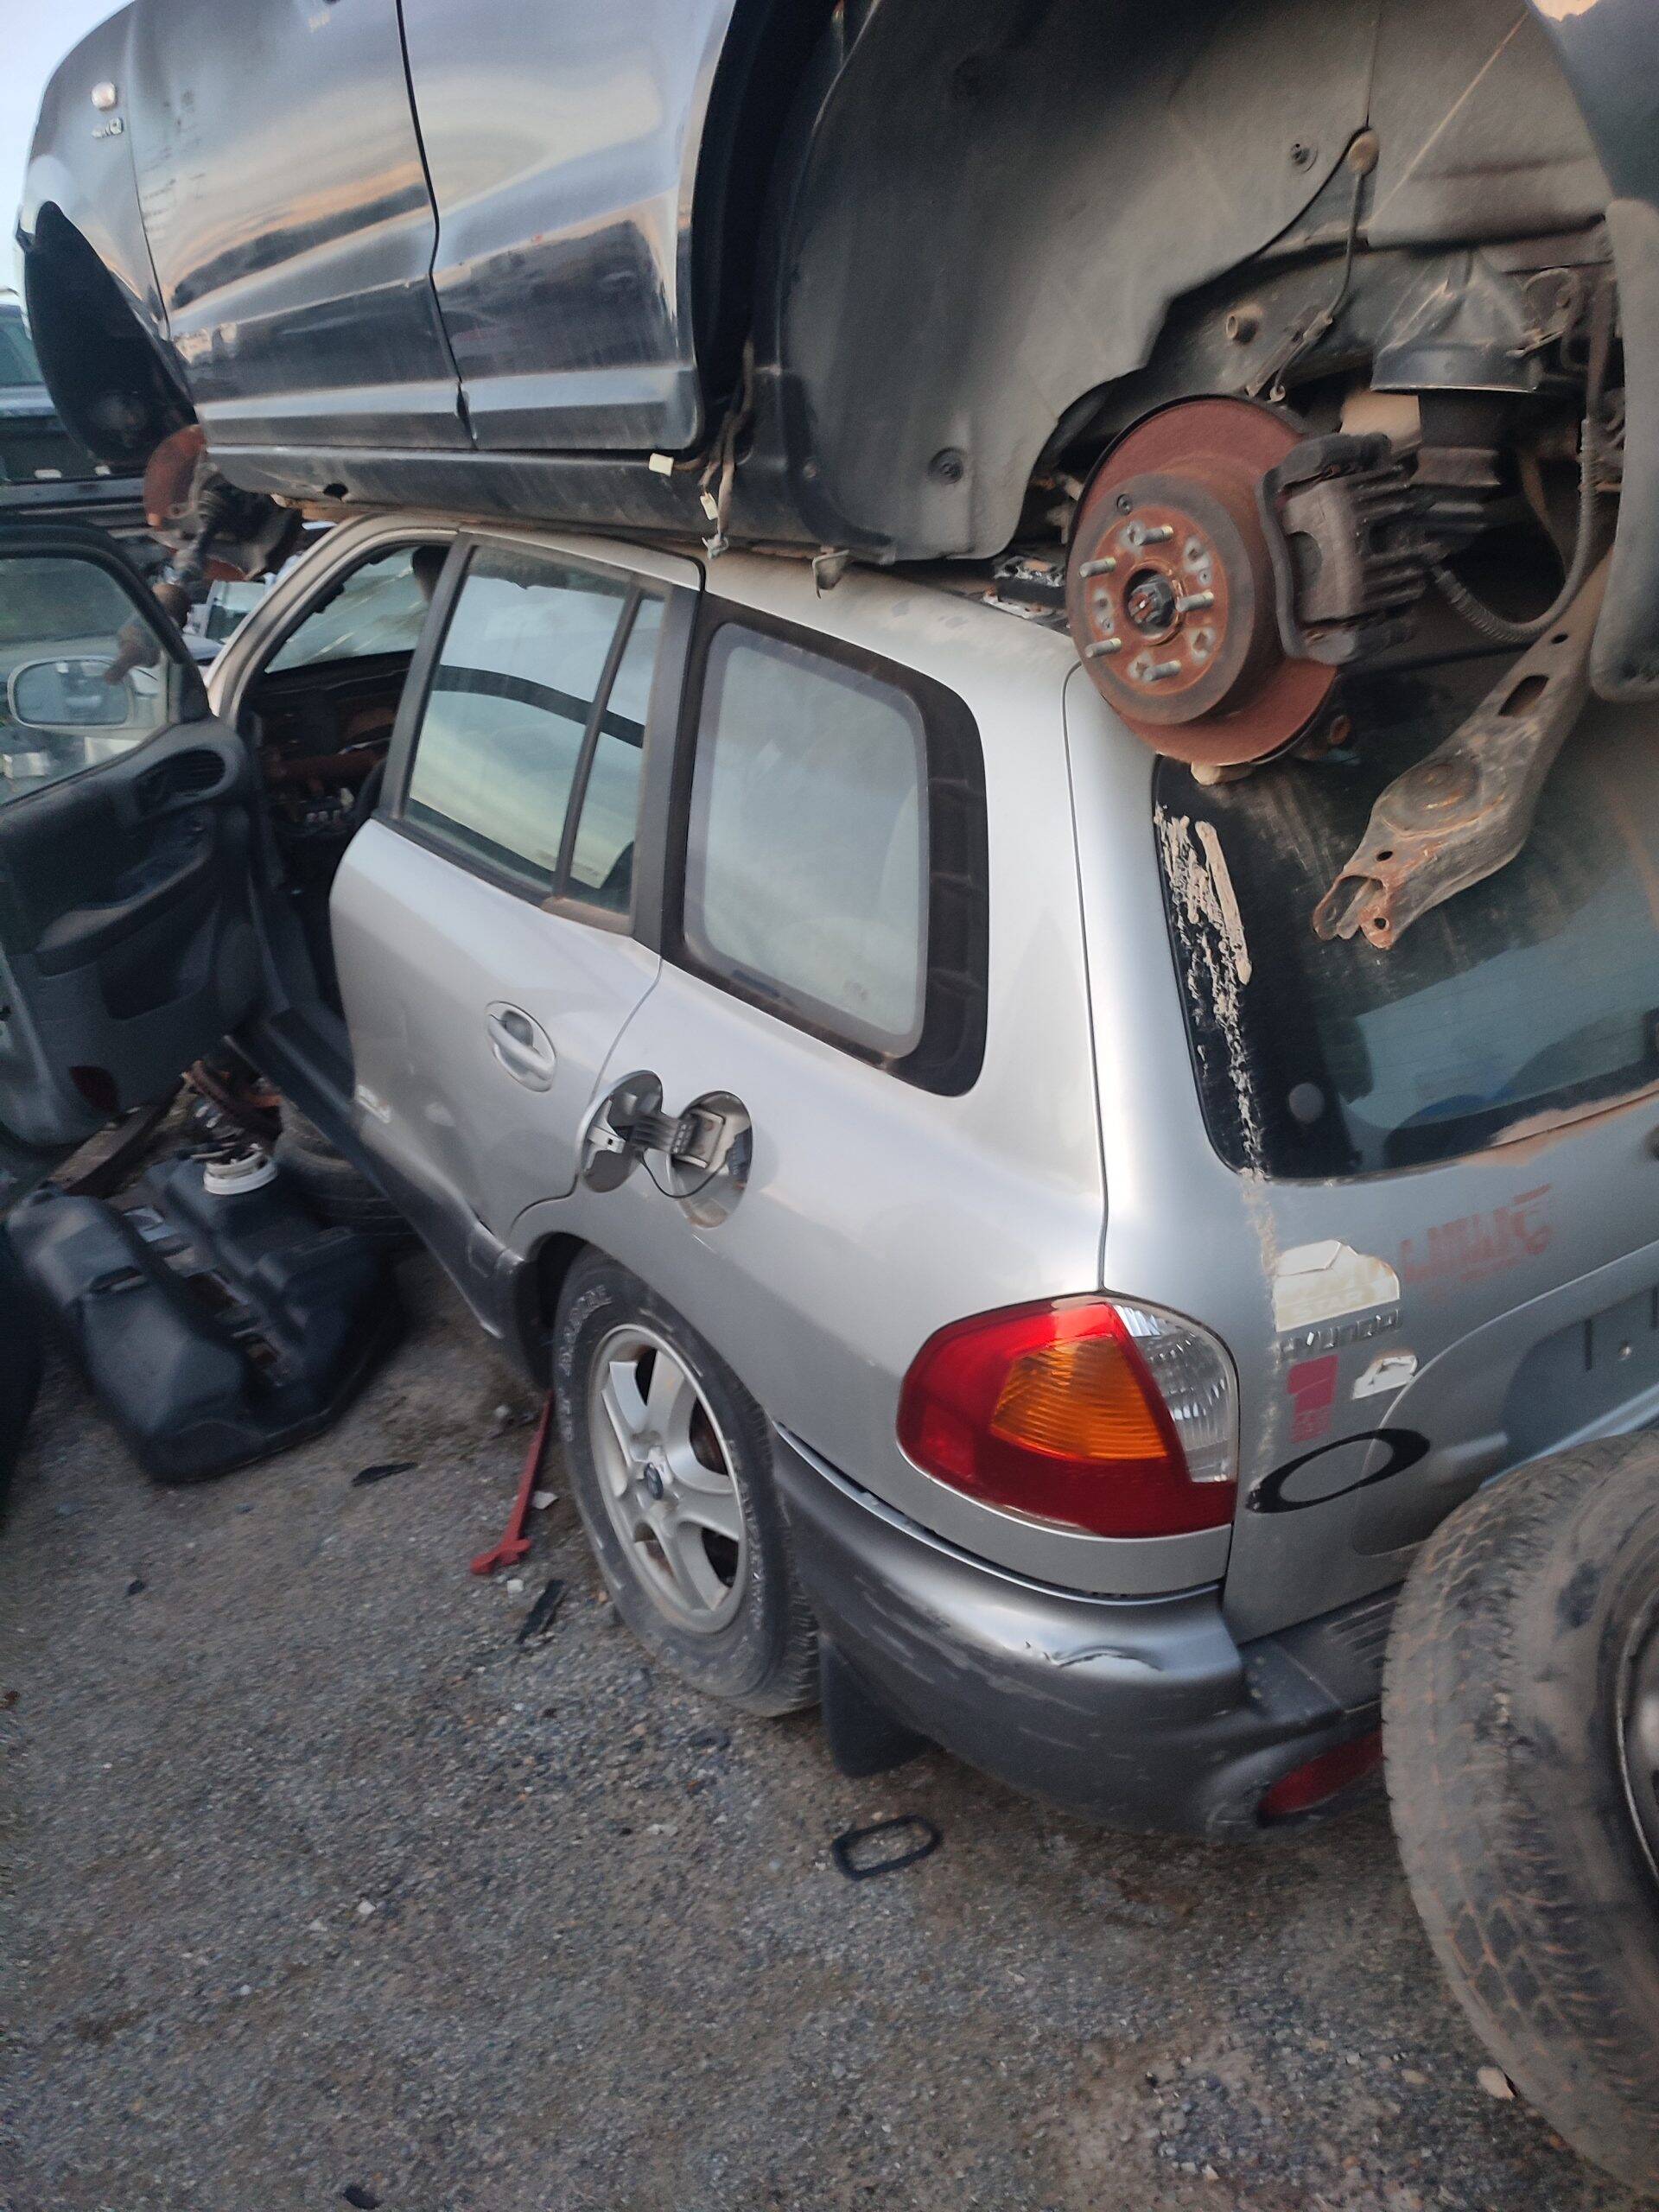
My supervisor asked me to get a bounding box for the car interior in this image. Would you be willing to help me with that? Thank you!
[232,537,448,1011]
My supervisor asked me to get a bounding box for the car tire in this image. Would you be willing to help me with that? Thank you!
[554,1250,817,1717]
[1383,1439,1659,2197]
[0,1233,43,1514]
[273,1108,410,1247]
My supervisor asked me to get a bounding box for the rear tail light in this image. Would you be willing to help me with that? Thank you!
[897,1294,1237,1538]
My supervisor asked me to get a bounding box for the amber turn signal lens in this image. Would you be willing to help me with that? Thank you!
[991,1334,1169,1461]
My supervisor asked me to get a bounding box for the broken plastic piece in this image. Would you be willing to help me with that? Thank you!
[830,1814,944,1882]
[352,1459,417,1489]
[516,1578,567,1645]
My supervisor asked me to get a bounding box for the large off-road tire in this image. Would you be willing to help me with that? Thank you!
[553,1250,817,1717]
[1383,1440,1659,2198]
[273,1108,410,1248]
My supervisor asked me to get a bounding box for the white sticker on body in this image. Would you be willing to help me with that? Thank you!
[1353,1350,1419,1400]
[1272,1239,1402,1332]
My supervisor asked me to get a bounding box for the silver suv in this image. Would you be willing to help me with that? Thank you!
[4,511,1659,1839]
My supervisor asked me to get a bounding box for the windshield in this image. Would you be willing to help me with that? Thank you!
[202,582,267,645]
[1157,665,1659,1177]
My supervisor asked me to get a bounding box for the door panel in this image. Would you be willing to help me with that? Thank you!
[0,527,262,1149]
[400,0,736,451]
[331,821,660,1243]
[129,0,465,450]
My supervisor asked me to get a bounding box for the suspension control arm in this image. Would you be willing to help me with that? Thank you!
[1312,557,1610,950]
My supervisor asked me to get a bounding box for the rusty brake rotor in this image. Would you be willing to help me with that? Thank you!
[1065,397,1337,768]
[143,423,298,582]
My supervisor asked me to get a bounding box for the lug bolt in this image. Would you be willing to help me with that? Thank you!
[1140,524,1174,543]
[1084,637,1122,658]
[1174,589,1214,613]
[1144,658,1183,682]
[1078,556,1117,577]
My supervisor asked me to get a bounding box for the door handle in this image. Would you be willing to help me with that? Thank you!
[485,1002,556,1091]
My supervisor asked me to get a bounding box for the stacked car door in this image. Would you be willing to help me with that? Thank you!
[397,0,735,452]
[127,0,466,450]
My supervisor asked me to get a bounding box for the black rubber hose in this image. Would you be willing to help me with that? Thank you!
[1431,275,1614,645]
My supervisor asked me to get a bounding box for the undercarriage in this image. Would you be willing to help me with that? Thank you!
[1048,200,1629,944]
[50,0,1655,950]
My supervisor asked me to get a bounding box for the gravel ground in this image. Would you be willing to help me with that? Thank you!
[0,1253,1644,2212]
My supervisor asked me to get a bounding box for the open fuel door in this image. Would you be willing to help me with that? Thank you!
[0,524,263,1153]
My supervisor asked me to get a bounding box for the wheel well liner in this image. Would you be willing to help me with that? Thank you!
[522,1232,591,1381]
[769,0,1606,560]
[22,207,191,470]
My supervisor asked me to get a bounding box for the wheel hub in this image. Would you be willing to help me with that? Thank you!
[1066,397,1338,767]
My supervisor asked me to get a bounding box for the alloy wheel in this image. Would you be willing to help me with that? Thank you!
[588,1324,748,1633]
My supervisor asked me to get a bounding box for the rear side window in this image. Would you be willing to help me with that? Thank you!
[675,613,987,1090]
[1158,683,1659,1176]
[401,546,659,909]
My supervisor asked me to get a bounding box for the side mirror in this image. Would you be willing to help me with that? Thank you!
[6,657,135,730]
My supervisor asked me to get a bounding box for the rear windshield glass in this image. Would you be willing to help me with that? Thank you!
[1156,668,1659,1177]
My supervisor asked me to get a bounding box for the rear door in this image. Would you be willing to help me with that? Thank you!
[398,0,736,451]
[128,0,466,451]
[328,531,697,1305]
[0,524,264,1156]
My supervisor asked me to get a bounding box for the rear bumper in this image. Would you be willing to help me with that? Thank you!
[774,1429,1394,1839]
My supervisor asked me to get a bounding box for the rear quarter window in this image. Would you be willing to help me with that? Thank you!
[1158,670,1659,1177]
[671,608,988,1093]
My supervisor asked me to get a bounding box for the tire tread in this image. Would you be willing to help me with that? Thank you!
[1384,1441,1659,2195]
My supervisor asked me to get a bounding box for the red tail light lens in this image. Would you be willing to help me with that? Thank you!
[1258,1729,1383,1823]
[897,1295,1237,1538]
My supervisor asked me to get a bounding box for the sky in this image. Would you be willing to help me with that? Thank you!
[2,0,118,276]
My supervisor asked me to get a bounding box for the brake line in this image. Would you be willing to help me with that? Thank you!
[1431,276,1615,646]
